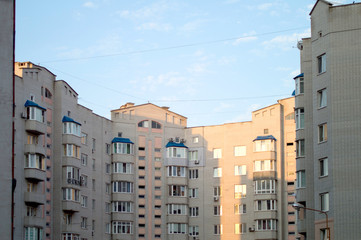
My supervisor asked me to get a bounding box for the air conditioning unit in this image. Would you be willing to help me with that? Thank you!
[169,138,174,142]
[249,227,255,232]
[175,137,180,143]
[214,196,219,201]
[21,112,27,119]
[180,138,186,143]
[194,160,200,164]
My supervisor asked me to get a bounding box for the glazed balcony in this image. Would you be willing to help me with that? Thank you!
[24,216,44,227]
[24,144,46,156]
[253,171,277,180]
[62,134,81,146]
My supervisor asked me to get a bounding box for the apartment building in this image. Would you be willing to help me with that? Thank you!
[294,1,361,239]
[0,0,15,239]
[12,61,295,240]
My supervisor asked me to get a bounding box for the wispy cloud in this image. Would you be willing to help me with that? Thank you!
[233,31,258,45]
[262,28,310,50]
[187,63,207,74]
[83,1,97,9]
[136,22,172,31]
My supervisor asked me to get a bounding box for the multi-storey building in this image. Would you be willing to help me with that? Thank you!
[12,61,296,240]
[0,0,15,239]
[294,1,361,239]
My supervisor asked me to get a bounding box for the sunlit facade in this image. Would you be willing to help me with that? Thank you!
[11,62,296,240]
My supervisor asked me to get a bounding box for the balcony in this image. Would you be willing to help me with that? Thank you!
[63,178,82,189]
[62,134,81,146]
[112,212,134,221]
[62,156,81,168]
[253,171,277,180]
[25,120,46,135]
[253,151,276,160]
[62,224,80,233]
[62,201,80,212]
[112,154,134,163]
[254,231,277,239]
[254,210,277,219]
[112,173,135,182]
[24,168,46,182]
[24,192,45,206]
[24,216,44,227]
[24,144,46,155]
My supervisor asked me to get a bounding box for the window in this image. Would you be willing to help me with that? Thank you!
[63,122,81,136]
[81,217,87,229]
[168,223,187,234]
[106,143,111,154]
[213,168,222,177]
[81,154,88,166]
[295,77,304,95]
[235,165,247,175]
[295,108,304,130]
[320,158,328,177]
[296,140,305,157]
[167,147,186,158]
[214,205,222,216]
[64,213,72,225]
[26,206,37,216]
[62,233,79,240]
[63,188,80,201]
[234,204,246,214]
[92,159,96,171]
[193,137,199,143]
[318,54,326,74]
[113,163,133,174]
[25,227,43,240]
[168,204,187,215]
[138,120,149,128]
[213,186,222,197]
[112,221,132,234]
[214,224,223,235]
[63,144,80,158]
[189,226,199,236]
[254,160,275,171]
[235,223,247,234]
[167,166,186,177]
[154,157,161,162]
[320,192,329,211]
[213,148,222,158]
[189,169,199,179]
[318,88,327,108]
[25,154,45,170]
[234,146,246,156]
[320,228,329,240]
[81,195,88,207]
[256,219,277,231]
[112,201,133,213]
[66,166,80,182]
[318,123,328,142]
[188,150,198,161]
[296,170,306,188]
[189,207,199,217]
[105,202,110,213]
[92,138,96,151]
[105,223,111,234]
[255,200,277,211]
[112,181,133,193]
[235,184,247,198]
[27,134,39,145]
[254,180,276,194]
[105,163,111,174]
[151,121,161,129]
[254,139,275,152]
[27,106,45,123]
[44,88,52,99]
[105,183,110,194]
[189,188,198,198]
[113,142,133,154]
[169,185,186,197]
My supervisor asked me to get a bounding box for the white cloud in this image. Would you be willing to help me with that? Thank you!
[187,63,207,74]
[262,28,310,50]
[83,1,97,9]
[233,31,258,45]
[136,22,172,31]
[180,19,207,32]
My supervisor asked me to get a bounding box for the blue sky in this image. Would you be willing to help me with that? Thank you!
[15,0,349,126]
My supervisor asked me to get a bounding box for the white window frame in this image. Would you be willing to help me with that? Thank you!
[255,200,277,211]
[256,219,277,231]
[295,77,304,95]
[167,166,186,177]
[112,181,133,193]
[188,150,198,161]
[112,221,133,234]
[235,184,247,198]
[214,224,223,235]
[318,88,327,108]
[189,225,199,236]
[113,142,133,154]
[169,185,186,197]
[296,170,306,188]
[295,108,304,130]
[213,186,222,197]
[63,122,81,136]
[235,223,247,234]
[254,160,275,172]
[320,192,329,212]
[235,165,247,175]
[234,204,246,214]
[318,123,328,143]
[234,146,246,156]
[318,54,326,74]
[189,169,199,179]
[112,201,133,213]
[168,204,187,215]
[168,223,187,234]
[296,139,305,157]
[167,147,186,158]
[254,139,275,152]
[213,148,222,158]
[213,168,222,177]
[189,207,199,217]
[320,158,328,177]
[189,188,198,198]
[113,162,133,174]
[254,180,276,194]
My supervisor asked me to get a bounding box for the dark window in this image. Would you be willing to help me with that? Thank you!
[151,121,161,129]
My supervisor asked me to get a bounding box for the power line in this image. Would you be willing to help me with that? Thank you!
[40,26,308,63]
